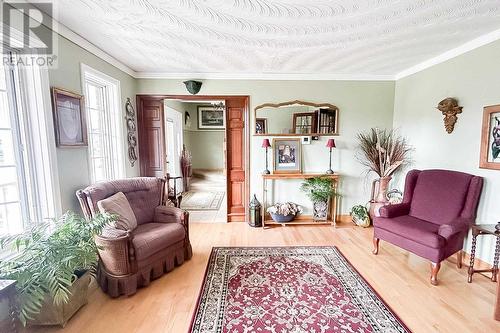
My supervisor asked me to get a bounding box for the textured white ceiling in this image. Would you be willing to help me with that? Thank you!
[55,0,500,77]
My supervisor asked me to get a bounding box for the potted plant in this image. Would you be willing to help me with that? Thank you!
[350,205,371,227]
[0,212,113,327]
[356,128,412,217]
[300,177,336,221]
[267,202,303,223]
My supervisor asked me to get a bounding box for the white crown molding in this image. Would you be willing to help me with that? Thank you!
[55,24,137,78]
[9,2,137,77]
[134,72,396,81]
[395,28,500,80]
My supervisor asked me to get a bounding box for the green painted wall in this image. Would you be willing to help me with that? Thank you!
[138,79,396,214]
[393,39,500,264]
[48,35,138,213]
[165,101,225,170]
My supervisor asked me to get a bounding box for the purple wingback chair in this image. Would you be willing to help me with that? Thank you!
[372,169,483,285]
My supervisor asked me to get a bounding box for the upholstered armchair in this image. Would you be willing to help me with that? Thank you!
[76,177,192,297]
[372,169,483,285]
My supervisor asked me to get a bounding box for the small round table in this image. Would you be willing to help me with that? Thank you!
[467,224,500,283]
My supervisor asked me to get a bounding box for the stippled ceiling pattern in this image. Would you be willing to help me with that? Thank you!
[56,0,500,75]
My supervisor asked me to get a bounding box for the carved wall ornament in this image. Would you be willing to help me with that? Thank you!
[436,98,463,134]
[125,98,138,167]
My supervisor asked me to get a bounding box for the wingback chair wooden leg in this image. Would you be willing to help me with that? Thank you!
[430,262,441,286]
[372,238,379,255]
[456,250,463,269]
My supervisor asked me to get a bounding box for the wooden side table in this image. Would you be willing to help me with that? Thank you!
[467,224,500,283]
[0,280,17,333]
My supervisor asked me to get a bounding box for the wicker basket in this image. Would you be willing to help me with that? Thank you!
[28,271,91,327]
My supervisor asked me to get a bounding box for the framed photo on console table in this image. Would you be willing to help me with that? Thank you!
[51,87,87,147]
[480,104,500,170]
[273,138,302,174]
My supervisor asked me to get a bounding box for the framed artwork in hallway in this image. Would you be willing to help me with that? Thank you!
[480,104,500,170]
[198,106,225,129]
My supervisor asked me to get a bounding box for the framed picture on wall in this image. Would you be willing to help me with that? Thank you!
[255,118,267,134]
[198,106,225,129]
[273,138,302,174]
[51,87,87,147]
[480,104,500,170]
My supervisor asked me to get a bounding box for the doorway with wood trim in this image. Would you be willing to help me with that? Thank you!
[136,95,249,222]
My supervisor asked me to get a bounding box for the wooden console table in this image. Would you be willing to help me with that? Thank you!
[261,173,339,228]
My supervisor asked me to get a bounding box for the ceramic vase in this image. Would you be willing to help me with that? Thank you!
[312,199,329,221]
[369,176,392,218]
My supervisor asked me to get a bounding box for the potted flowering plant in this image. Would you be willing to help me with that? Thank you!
[267,202,303,223]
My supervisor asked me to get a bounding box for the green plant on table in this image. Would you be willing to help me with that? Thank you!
[300,177,337,202]
[0,212,114,326]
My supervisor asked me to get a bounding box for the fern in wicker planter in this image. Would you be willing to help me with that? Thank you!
[0,212,113,327]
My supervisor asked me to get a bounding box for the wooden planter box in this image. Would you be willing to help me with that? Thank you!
[28,271,91,327]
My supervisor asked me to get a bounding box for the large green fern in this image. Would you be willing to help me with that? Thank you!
[300,177,338,202]
[0,212,113,326]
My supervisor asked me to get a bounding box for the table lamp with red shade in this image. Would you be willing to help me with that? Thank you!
[262,139,271,174]
[326,139,336,174]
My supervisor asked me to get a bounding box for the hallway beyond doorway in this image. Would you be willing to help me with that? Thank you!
[181,170,227,223]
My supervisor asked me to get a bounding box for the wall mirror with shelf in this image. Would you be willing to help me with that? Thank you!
[254,100,339,136]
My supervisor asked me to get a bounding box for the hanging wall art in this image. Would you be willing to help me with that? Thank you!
[125,98,138,167]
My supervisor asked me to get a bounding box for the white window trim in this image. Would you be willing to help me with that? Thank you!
[0,27,62,225]
[80,63,125,182]
[18,62,62,218]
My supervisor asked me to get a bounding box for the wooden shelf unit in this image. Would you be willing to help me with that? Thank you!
[261,173,339,228]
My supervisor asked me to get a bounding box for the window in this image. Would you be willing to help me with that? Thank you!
[0,51,60,235]
[81,64,124,182]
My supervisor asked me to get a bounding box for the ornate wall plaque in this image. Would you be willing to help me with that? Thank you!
[125,98,138,166]
[436,97,463,134]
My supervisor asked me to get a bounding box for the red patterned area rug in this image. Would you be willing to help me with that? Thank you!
[190,247,411,333]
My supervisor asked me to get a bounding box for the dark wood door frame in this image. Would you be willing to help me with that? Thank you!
[136,94,250,222]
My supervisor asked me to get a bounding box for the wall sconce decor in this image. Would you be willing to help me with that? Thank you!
[183,80,202,95]
[125,97,138,167]
[436,97,463,133]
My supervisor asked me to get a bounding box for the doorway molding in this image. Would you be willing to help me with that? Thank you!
[136,94,250,222]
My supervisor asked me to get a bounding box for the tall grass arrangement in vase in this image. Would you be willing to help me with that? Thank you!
[356,128,412,178]
[356,128,412,209]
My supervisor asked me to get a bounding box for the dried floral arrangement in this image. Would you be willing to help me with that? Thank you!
[266,202,303,216]
[356,128,412,178]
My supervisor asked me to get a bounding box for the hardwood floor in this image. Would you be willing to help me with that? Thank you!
[28,222,498,333]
